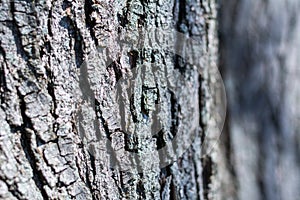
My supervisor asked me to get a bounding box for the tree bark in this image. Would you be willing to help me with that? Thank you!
[219,0,300,199]
[0,0,220,199]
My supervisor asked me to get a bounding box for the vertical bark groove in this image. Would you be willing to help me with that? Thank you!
[0,0,219,199]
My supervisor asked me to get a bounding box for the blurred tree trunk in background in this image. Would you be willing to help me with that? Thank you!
[219,0,300,199]
[0,0,221,199]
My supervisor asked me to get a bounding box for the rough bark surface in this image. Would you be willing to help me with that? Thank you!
[220,1,300,200]
[0,0,219,199]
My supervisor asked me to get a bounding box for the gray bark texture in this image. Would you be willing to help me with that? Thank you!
[219,0,300,200]
[0,0,220,199]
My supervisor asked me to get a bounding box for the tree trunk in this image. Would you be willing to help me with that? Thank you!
[0,0,221,199]
[219,0,300,199]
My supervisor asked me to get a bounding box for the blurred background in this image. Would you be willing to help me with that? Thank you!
[219,0,300,199]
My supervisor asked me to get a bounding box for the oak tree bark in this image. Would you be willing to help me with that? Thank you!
[219,0,300,199]
[0,0,221,199]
